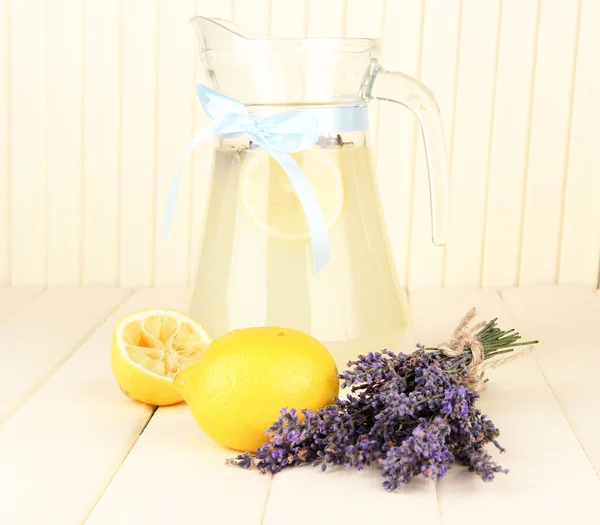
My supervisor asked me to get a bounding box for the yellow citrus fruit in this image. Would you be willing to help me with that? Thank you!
[111,309,211,406]
[240,149,345,240]
[174,327,340,451]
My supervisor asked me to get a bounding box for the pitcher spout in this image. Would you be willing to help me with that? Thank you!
[189,16,378,106]
[190,16,259,51]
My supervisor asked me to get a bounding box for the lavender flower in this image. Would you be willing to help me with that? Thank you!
[227,346,511,490]
[316,134,353,149]
[228,310,540,490]
[381,417,454,490]
[465,449,509,482]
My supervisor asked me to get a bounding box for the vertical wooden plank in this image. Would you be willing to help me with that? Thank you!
[232,0,269,36]
[82,0,121,285]
[307,0,344,37]
[558,0,600,286]
[46,0,83,286]
[443,0,501,286]
[0,0,9,285]
[375,0,423,288]
[480,0,540,288]
[190,0,234,284]
[270,0,306,37]
[119,0,159,287]
[345,0,383,37]
[519,0,581,285]
[154,0,196,286]
[407,0,461,289]
[195,1,235,24]
[10,0,46,286]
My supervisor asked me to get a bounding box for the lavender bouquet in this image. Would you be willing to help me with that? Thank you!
[228,309,538,491]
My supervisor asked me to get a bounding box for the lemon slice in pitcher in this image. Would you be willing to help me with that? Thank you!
[111,309,211,406]
[240,149,345,240]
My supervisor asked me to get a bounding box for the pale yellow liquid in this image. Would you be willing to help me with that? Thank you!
[189,143,408,368]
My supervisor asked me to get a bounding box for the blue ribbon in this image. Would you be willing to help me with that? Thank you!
[162,84,368,273]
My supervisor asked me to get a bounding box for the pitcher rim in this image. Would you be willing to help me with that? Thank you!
[190,16,379,52]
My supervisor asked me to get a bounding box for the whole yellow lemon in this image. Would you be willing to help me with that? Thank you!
[174,327,339,451]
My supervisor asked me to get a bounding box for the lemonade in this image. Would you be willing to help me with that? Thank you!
[189,133,407,367]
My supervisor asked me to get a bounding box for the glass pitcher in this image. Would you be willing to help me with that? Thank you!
[183,17,449,366]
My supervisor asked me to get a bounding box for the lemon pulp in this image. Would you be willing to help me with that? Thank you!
[111,309,211,406]
[240,149,345,240]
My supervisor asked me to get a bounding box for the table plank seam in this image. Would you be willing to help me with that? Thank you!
[0,287,45,324]
[0,288,134,427]
[259,473,274,525]
[434,478,443,524]
[499,288,600,481]
[83,406,159,524]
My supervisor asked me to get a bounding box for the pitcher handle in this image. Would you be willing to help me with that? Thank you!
[368,65,449,246]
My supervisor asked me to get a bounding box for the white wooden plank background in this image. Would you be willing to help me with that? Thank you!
[0,288,190,525]
[519,0,582,286]
[154,0,196,286]
[46,0,83,286]
[557,0,600,286]
[0,287,129,424]
[82,0,122,286]
[9,0,46,286]
[119,0,159,288]
[85,401,271,525]
[0,0,598,289]
[0,0,9,285]
[307,0,344,38]
[501,286,600,472]
[270,0,306,38]
[480,0,540,289]
[0,287,41,322]
[232,0,269,36]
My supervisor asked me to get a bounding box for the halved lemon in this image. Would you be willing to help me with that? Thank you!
[240,149,345,240]
[111,309,211,406]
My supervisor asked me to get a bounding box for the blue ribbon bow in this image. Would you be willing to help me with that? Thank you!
[162,84,331,273]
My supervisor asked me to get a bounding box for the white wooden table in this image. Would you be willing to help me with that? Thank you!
[0,285,599,525]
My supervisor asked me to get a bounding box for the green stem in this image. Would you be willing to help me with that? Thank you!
[476,319,498,338]
[484,348,519,359]
[489,340,537,350]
